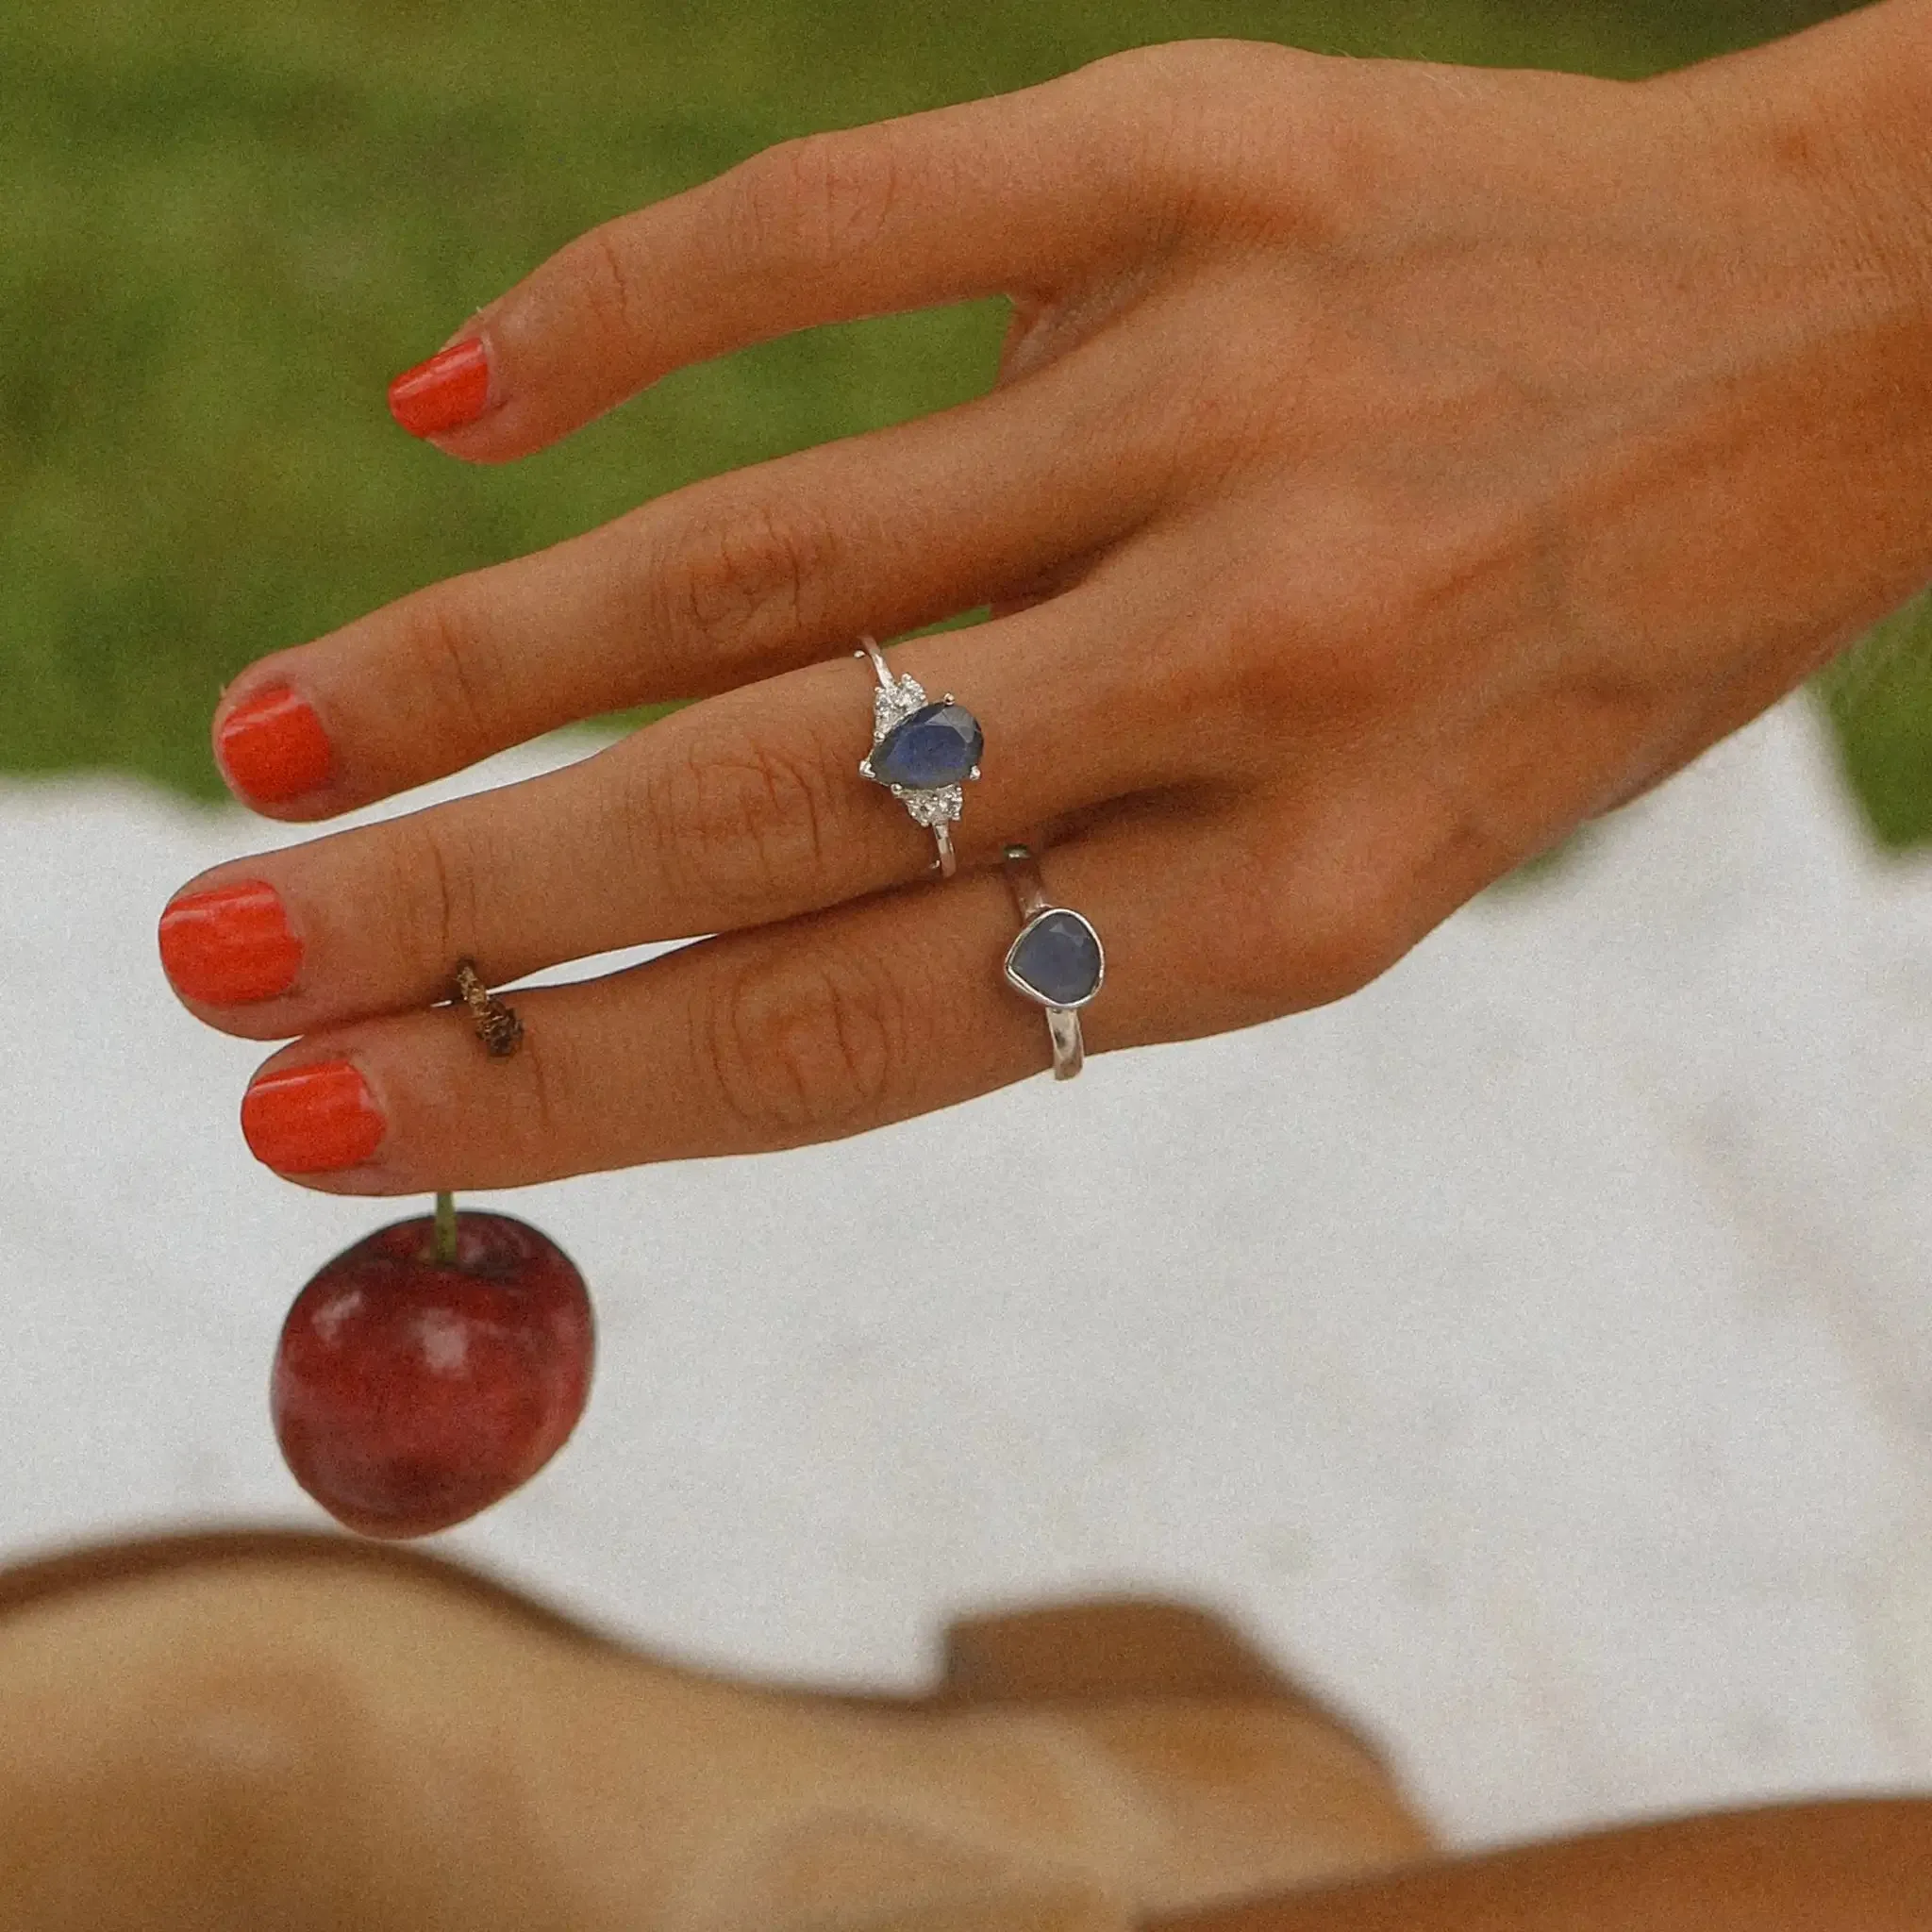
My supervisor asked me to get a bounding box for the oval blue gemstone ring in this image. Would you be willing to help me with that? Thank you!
[1002,844,1104,1081]
[856,636,982,877]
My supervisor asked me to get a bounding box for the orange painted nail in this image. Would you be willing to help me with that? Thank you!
[158,880,302,1006]
[242,1062,386,1174]
[216,687,332,805]
[388,339,491,437]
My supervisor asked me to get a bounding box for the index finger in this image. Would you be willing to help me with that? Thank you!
[392,59,1173,460]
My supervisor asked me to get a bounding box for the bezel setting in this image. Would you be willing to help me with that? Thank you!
[1004,907,1107,1010]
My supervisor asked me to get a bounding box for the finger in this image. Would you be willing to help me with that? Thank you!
[214,343,1166,821]
[398,64,1169,460]
[164,583,1216,1042]
[231,751,1522,1191]
[231,800,1271,1191]
[232,771,1501,1191]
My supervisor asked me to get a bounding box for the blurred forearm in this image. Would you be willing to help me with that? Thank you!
[1146,1800,1932,1932]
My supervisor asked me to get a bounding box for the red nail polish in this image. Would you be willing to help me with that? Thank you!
[158,880,302,1006]
[217,686,333,805]
[242,1062,386,1174]
[388,339,491,437]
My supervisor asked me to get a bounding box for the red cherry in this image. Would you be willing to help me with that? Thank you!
[271,1211,593,1539]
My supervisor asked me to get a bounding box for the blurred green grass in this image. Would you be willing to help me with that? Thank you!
[8,0,1924,841]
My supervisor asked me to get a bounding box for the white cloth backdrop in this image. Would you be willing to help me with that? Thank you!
[3,693,1930,1846]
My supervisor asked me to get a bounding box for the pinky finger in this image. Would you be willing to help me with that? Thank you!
[236,798,1316,1193]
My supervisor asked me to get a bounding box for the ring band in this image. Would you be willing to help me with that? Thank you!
[1002,844,1104,1081]
[856,636,982,878]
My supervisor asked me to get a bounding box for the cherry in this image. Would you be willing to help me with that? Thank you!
[271,1207,593,1539]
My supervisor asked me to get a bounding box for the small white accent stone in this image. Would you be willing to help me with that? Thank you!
[898,784,963,827]
[873,675,925,736]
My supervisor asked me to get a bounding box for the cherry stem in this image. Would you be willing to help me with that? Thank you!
[433,1190,458,1266]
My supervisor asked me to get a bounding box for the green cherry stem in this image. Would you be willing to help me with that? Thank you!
[433,1190,458,1266]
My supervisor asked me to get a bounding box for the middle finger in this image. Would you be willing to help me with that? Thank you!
[159,584,1208,1041]
[211,339,1172,823]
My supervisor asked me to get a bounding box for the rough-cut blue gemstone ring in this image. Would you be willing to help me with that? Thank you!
[856,636,982,877]
[1002,843,1104,1082]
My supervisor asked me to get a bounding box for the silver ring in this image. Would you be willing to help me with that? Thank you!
[1002,844,1104,1081]
[856,636,981,878]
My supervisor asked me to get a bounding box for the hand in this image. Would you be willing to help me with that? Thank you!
[158,15,1932,1191]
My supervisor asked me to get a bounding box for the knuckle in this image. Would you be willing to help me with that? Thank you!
[649,494,840,664]
[702,943,907,1141]
[573,219,644,346]
[388,815,477,977]
[1205,579,1405,751]
[726,130,907,273]
[1207,828,1415,1018]
[512,1025,574,1174]
[404,588,494,759]
[635,719,843,919]
[1287,866,1414,1010]
[1071,43,1333,239]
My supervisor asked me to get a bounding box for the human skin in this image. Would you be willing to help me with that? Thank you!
[1147,1803,1932,1931]
[160,0,1932,1191]
[2,1530,1924,1928]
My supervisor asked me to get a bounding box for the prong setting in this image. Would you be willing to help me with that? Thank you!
[855,640,983,874]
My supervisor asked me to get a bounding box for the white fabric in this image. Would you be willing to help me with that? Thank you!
[2,693,1929,1844]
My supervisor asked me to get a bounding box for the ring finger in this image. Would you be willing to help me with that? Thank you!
[233,801,1256,1191]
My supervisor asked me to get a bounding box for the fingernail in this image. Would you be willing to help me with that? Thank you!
[388,339,491,437]
[158,880,302,1006]
[242,1061,386,1174]
[216,686,333,805]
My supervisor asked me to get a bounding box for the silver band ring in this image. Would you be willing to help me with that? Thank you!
[856,636,982,878]
[1002,844,1105,1081]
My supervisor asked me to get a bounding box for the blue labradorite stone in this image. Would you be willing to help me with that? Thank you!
[870,703,983,790]
[1008,910,1103,1008]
